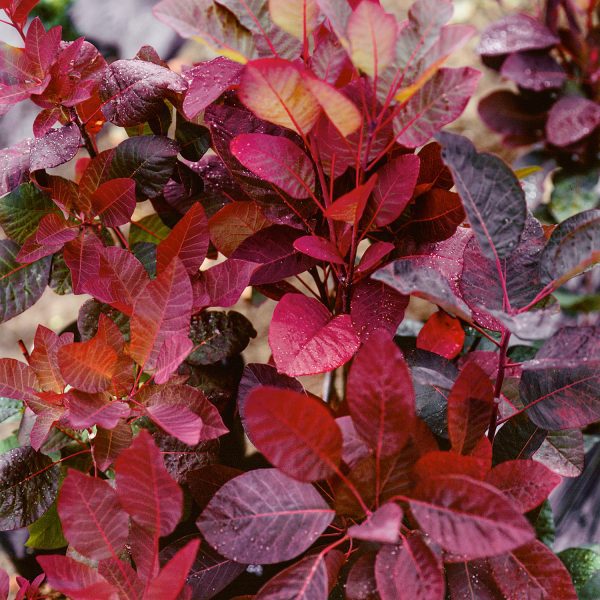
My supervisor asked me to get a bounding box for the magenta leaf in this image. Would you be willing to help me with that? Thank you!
[197,469,335,564]
[409,474,534,558]
[37,555,118,600]
[375,531,444,600]
[156,202,209,275]
[269,293,360,376]
[348,503,403,544]
[183,57,243,119]
[347,330,415,457]
[129,257,192,370]
[244,386,342,481]
[58,469,129,560]
[477,14,559,55]
[90,178,136,227]
[100,58,187,127]
[293,235,345,264]
[438,131,526,261]
[65,390,129,429]
[231,133,316,199]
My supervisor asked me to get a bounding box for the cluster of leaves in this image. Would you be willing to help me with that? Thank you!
[477,0,600,224]
[0,0,599,598]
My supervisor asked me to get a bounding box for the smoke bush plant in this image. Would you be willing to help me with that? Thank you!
[0,0,599,597]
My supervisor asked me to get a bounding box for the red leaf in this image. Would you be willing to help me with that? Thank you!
[324,175,378,224]
[0,568,7,600]
[129,257,193,370]
[37,555,118,600]
[156,203,209,275]
[489,540,577,600]
[356,241,395,274]
[417,311,465,359]
[445,559,502,600]
[29,326,73,393]
[347,330,415,457]
[197,469,334,564]
[244,386,342,481]
[145,539,200,600]
[375,531,444,600]
[269,293,360,376]
[34,213,78,246]
[98,558,142,600]
[348,503,403,544]
[63,231,103,294]
[409,474,534,559]
[0,358,38,402]
[414,450,490,481]
[350,279,409,342]
[57,330,118,393]
[115,430,183,537]
[92,421,133,471]
[345,552,378,600]
[90,178,136,227]
[230,133,316,199]
[58,469,129,560]
[153,334,193,384]
[369,154,421,227]
[65,390,129,429]
[447,363,494,455]
[238,58,321,135]
[255,553,329,599]
[293,235,345,264]
[145,384,227,445]
[485,459,561,513]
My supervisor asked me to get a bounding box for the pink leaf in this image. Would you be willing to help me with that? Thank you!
[37,555,118,600]
[409,474,534,559]
[129,257,193,370]
[65,390,129,429]
[348,503,403,544]
[293,235,345,264]
[156,203,209,276]
[244,386,342,481]
[269,293,360,376]
[115,430,183,537]
[230,133,316,199]
[347,330,415,457]
[153,334,193,384]
[197,469,334,564]
[58,469,129,560]
[90,178,136,227]
[145,539,200,600]
[485,460,562,513]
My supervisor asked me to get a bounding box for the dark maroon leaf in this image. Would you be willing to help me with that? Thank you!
[0,445,59,530]
[533,428,584,477]
[100,59,187,126]
[477,14,559,55]
[445,559,503,599]
[409,475,534,558]
[269,293,360,376]
[375,531,444,600]
[520,326,600,429]
[546,96,600,147]
[438,131,526,261]
[347,330,415,457]
[197,469,334,564]
[500,51,566,91]
[346,552,379,600]
[489,540,577,599]
[244,386,342,481]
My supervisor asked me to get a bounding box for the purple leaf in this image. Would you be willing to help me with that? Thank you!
[293,235,345,264]
[183,57,243,119]
[520,326,600,429]
[546,96,600,147]
[350,279,409,342]
[29,123,81,171]
[244,386,342,481]
[348,503,403,544]
[500,51,566,91]
[230,133,316,199]
[100,59,187,126]
[231,226,318,285]
[58,469,129,560]
[394,68,481,148]
[477,14,559,55]
[269,293,360,376]
[438,131,526,261]
[197,469,334,564]
[0,139,34,195]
